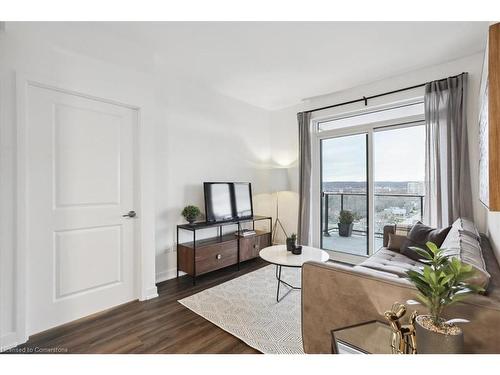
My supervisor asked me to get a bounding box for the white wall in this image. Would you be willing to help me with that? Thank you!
[268,108,300,241]
[269,52,489,250]
[0,27,276,349]
[0,30,160,349]
[154,78,273,281]
[487,214,500,262]
[0,67,17,349]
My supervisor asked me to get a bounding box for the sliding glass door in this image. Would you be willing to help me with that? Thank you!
[318,120,425,258]
[373,125,425,249]
[320,133,368,256]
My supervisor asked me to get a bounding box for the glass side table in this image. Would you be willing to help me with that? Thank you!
[331,320,394,354]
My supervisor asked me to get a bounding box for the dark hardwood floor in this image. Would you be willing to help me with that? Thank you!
[8,259,268,354]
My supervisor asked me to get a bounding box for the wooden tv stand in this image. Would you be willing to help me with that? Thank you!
[176,216,272,284]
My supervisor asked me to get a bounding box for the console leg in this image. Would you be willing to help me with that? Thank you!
[176,227,179,278]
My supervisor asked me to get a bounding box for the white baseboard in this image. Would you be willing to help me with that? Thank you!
[1,332,19,352]
[156,268,184,283]
[140,286,159,301]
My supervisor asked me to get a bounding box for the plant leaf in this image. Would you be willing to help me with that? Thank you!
[426,241,439,254]
[404,241,483,321]
[411,247,433,260]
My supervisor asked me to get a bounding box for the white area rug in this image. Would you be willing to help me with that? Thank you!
[178,265,304,354]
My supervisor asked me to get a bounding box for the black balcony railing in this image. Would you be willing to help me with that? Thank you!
[322,191,425,237]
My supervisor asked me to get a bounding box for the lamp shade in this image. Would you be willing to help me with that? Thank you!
[270,168,290,193]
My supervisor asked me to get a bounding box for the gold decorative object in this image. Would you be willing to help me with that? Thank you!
[384,302,417,354]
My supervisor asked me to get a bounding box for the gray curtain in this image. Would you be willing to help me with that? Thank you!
[424,73,473,227]
[298,111,312,244]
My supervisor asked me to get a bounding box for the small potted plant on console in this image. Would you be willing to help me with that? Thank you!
[338,210,354,237]
[406,242,483,353]
[182,205,201,224]
[286,233,297,251]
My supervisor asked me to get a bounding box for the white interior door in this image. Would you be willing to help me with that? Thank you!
[26,84,137,335]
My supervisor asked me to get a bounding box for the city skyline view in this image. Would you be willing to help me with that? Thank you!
[321,125,425,182]
[322,180,425,195]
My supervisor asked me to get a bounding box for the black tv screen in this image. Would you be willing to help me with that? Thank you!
[204,182,253,223]
[233,182,253,219]
[204,183,234,223]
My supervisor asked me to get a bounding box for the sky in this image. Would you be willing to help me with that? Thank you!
[321,125,425,182]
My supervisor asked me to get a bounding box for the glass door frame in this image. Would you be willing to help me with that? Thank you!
[310,98,425,264]
[319,132,371,257]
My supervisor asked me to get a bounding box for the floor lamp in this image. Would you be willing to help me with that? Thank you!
[270,168,290,244]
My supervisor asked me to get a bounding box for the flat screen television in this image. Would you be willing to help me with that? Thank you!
[204,182,253,223]
[233,182,253,219]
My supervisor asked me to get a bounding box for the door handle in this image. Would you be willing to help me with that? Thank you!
[122,210,136,218]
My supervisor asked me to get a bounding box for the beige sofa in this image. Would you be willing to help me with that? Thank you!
[301,219,500,353]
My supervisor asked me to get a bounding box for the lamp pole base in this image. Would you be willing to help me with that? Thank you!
[272,217,288,244]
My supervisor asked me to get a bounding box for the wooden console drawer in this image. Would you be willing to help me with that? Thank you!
[240,232,271,262]
[256,232,271,250]
[195,240,238,275]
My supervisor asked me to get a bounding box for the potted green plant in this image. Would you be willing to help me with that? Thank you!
[338,210,354,237]
[182,205,201,224]
[286,233,297,252]
[406,242,483,353]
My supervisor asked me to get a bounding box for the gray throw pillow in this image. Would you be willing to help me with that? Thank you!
[400,222,452,261]
[387,233,406,252]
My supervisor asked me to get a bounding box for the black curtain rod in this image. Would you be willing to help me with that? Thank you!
[300,72,467,115]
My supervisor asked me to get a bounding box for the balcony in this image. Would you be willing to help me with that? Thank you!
[321,192,424,256]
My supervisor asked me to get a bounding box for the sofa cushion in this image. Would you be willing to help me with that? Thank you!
[358,248,423,278]
[452,217,480,241]
[400,222,451,261]
[441,226,491,289]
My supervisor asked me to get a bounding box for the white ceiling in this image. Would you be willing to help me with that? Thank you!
[6,22,490,110]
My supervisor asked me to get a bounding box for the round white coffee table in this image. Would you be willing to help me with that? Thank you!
[259,245,329,302]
